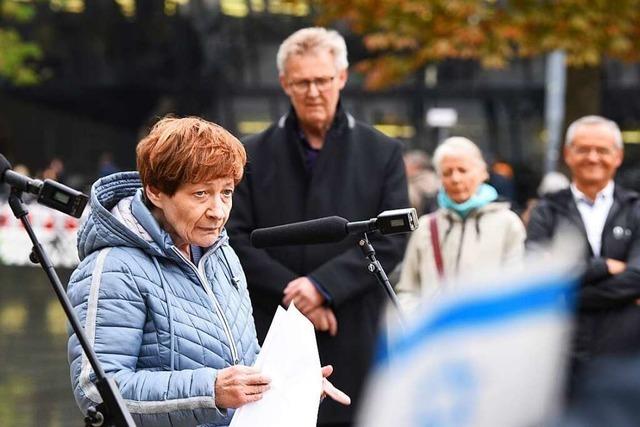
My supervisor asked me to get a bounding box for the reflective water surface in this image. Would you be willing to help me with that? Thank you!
[0,265,80,427]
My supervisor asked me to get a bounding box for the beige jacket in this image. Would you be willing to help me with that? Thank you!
[396,202,526,315]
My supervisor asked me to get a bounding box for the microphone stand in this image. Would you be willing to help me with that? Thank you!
[357,232,404,325]
[7,189,135,427]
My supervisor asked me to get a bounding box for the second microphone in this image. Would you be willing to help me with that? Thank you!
[250,208,418,248]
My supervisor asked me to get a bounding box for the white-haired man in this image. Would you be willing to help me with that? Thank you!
[527,115,640,391]
[227,27,409,427]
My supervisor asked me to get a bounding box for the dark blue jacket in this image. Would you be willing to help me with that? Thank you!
[526,185,640,358]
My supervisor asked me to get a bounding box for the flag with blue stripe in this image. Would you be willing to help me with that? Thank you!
[358,268,577,427]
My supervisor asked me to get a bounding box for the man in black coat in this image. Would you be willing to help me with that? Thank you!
[226,27,409,427]
[526,115,640,385]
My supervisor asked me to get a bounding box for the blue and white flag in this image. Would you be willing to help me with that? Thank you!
[358,268,577,427]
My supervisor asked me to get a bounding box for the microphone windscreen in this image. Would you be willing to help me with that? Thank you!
[251,216,349,248]
[0,154,11,176]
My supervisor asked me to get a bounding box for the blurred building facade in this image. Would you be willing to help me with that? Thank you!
[2,3,640,426]
[1,0,640,201]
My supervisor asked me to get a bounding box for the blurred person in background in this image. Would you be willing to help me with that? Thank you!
[489,157,517,204]
[66,117,348,427]
[387,149,439,285]
[403,149,439,216]
[521,171,571,226]
[395,137,526,315]
[526,115,640,394]
[97,151,120,178]
[227,27,408,427]
[538,171,572,196]
[42,157,66,183]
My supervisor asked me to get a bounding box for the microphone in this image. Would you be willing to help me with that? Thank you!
[250,208,418,248]
[0,154,89,218]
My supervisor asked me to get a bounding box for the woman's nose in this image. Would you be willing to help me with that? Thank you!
[206,197,225,218]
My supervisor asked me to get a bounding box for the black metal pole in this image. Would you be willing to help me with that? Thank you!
[7,189,135,427]
[357,232,404,325]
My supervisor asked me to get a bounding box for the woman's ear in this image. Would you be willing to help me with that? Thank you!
[145,185,163,209]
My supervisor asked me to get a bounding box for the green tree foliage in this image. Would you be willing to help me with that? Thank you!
[0,0,42,85]
[316,0,640,90]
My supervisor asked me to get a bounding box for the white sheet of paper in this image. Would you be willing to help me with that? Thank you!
[229,303,322,427]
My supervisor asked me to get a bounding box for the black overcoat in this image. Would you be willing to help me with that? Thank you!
[227,106,409,424]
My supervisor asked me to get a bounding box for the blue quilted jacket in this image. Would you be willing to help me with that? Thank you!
[67,172,260,427]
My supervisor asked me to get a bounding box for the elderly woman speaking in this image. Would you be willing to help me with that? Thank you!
[396,137,526,314]
[66,117,348,426]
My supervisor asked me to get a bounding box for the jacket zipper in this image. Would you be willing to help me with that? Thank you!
[172,246,240,365]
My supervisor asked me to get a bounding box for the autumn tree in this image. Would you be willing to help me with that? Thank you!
[0,0,42,85]
[316,0,640,121]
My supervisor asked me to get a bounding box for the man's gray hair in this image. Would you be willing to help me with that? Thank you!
[565,115,623,150]
[432,137,487,176]
[276,27,349,75]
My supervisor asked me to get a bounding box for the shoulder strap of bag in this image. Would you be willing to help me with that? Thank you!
[429,215,445,280]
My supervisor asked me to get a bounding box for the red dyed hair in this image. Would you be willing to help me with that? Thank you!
[136,116,246,195]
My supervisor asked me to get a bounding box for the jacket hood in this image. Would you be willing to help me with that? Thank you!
[76,171,228,261]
